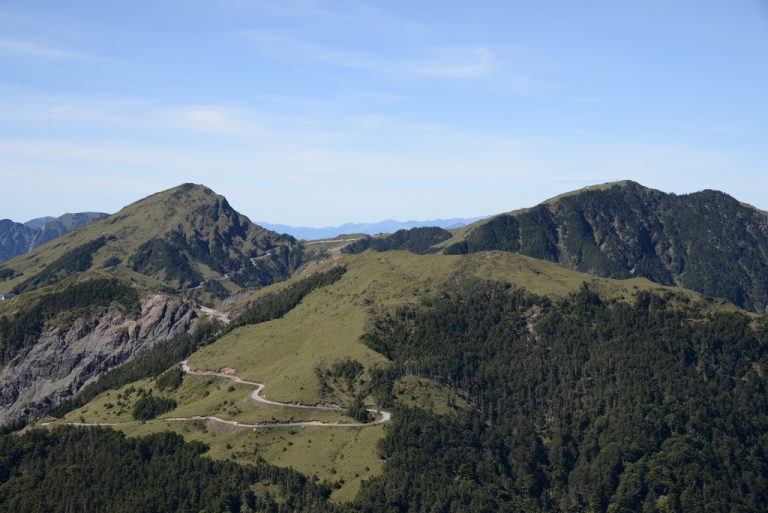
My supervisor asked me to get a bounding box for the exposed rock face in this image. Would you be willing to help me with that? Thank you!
[0,294,198,422]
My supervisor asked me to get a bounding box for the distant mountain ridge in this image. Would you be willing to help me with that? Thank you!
[443,180,768,312]
[257,216,485,240]
[0,212,107,263]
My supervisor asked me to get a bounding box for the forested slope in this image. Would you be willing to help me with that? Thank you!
[444,181,768,312]
[355,280,768,512]
[0,427,333,513]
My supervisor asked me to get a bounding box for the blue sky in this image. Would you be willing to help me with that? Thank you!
[1,0,767,225]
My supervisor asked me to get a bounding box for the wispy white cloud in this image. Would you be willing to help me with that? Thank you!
[229,31,502,81]
[418,46,498,78]
[0,37,84,59]
[1,127,759,223]
[209,0,429,34]
[0,95,266,138]
[159,106,266,136]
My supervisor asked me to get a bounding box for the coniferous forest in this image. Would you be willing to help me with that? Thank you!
[354,281,768,512]
[0,427,332,513]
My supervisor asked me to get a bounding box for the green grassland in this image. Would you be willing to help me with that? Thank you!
[40,249,731,421]
[112,420,386,503]
[190,251,461,404]
[46,370,384,502]
[393,375,471,415]
[50,373,355,427]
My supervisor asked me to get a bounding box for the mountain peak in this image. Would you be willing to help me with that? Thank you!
[113,183,248,240]
[1,184,300,297]
[444,181,768,311]
[129,183,219,208]
[542,179,647,205]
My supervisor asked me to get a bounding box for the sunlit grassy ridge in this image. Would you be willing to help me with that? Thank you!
[191,251,459,404]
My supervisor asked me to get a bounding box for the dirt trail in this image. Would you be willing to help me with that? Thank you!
[175,360,391,428]
[304,237,364,245]
[198,306,230,324]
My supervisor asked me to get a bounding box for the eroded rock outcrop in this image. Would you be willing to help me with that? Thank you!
[0,294,198,422]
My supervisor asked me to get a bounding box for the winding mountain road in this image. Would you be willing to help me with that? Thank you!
[44,361,391,430]
[170,360,391,429]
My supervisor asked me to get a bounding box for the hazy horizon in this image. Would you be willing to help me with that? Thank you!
[7,178,768,230]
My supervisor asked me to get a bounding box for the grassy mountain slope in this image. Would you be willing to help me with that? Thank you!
[6,181,767,511]
[45,249,727,502]
[443,180,768,312]
[194,250,712,405]
[0,184,300,296]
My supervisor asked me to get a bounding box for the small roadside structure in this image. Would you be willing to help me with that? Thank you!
[0,293,15,301]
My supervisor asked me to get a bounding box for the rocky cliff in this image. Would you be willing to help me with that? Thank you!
[0,294,198,422]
